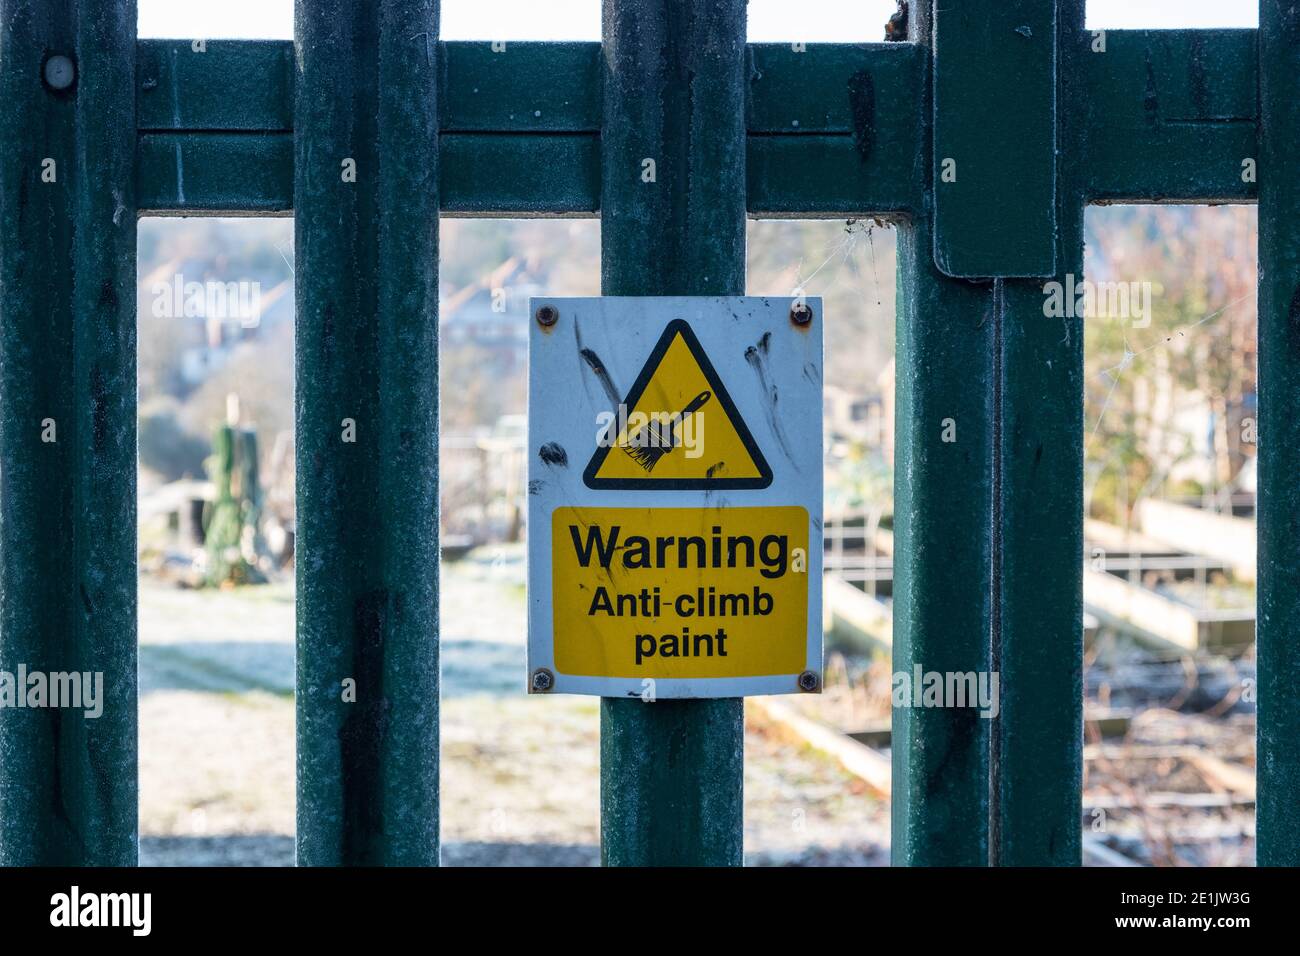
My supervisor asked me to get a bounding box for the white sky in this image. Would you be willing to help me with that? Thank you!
[138,1,1258,41]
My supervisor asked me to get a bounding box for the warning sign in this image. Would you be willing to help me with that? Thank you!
[528,297,822,699]
[552,506,808,678]
[584,320,772,489]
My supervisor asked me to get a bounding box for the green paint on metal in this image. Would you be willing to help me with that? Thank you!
[137,40,294,132]
[989,0,1085,868]
[746,42,925,217]
[991,278,1084,867]
[294,0,441,867]
[598,0,746,867]
[441,42,601,132]
[891,220,993,866]
[746,42,923,135]
[138,130,598,218]
[1082,29,1257,204]
[932,0,1057,278]
[893,0,1086,866]
[0,0,139,866]
[747,134,920,217]
[1256,0,1300,867]
[441,133,599,216]
[137,132,294,215]
[129,32,1255,217]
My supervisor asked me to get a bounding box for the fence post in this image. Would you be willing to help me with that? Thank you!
[891,219,993,865]
[889,0,995,868]
[294,0,441,866]
[0,0,139,866]
[894,0,1086,865]
[1256,0,1300,866]
[989,0,1085,867]
[598,0,747,866]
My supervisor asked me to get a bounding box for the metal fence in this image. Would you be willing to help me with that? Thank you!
[0,0,1292,867]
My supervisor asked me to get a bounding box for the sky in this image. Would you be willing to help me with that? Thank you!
[138,1,1258,41]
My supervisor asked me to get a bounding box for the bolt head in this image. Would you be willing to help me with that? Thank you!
[531,668,554,692]
[790,302,813,326]
[535,305,559,328]
[43,54,76,92]
[798,670,819,692]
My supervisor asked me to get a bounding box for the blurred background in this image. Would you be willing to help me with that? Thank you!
[135,0,1260,866]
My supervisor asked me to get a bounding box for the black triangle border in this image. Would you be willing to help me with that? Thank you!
[583,318,774,490]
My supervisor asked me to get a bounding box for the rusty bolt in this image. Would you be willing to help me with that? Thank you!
[43,54,76,92]
[535,304,559,328]
[530,668,555,693]
[798,670,819,692]
[790,302,813,327]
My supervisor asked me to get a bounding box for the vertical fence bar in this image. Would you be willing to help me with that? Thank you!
[892,217,993,865]
[295,0,441,866]
[1256,0,1300,866]
[991,0,1085,867]
[891,1,993,868]
[0,0,138,866]
[897,0,1085,865]
[598,0,746,866]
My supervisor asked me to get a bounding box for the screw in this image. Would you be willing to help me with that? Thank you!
[535,304,559,328]
[790,301,813,326]
[43,54,76,92]
[530,668,555,693]
[798,670,819,692]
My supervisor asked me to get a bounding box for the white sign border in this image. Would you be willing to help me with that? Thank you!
[527,296,824,699]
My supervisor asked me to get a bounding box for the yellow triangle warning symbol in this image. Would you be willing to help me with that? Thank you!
[584,319,772,490]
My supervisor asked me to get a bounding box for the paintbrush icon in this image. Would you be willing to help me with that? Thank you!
[620,390,711,472]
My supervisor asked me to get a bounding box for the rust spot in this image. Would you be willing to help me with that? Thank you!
[884,1,908,42]
[535,304,559,329]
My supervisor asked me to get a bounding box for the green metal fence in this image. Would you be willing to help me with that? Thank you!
[0,0,1289,866]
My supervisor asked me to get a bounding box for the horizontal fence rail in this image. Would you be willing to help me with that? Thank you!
[133,31,1259,217]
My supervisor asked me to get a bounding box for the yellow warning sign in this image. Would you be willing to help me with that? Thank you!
[551,505,808,678]
[584,319,772,490]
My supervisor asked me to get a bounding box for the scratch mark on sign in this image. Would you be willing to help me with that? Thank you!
[574,321,622,415]
[580,347,621,410]
[744,337,797,468]
[539,442,569,467]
